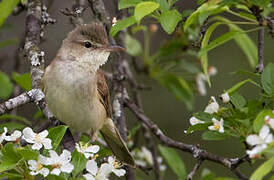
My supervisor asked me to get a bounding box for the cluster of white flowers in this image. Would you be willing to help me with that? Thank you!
[245,115,274,158]
[28,150,74,177]
[134,146,166,171]
[196,66,217,96]
[84,156,126,180]
[189,96,224,133]
[0,127,127,179]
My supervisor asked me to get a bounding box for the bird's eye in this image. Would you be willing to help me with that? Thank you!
[84,41,92,48]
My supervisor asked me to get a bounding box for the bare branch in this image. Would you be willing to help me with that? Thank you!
[187,158,204,180]
[125,99,248,180]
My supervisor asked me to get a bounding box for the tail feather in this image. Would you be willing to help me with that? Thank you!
[100,118,135,167]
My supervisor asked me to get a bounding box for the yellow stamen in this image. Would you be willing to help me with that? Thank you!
[214,124,220,130]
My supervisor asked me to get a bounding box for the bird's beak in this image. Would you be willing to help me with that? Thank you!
[103,45,125,52]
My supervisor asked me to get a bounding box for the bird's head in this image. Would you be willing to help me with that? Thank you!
[59,22,124,71]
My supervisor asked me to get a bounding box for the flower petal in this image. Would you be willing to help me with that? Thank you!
[86,160,98,176]
[40,168,49,177]
[60,163,74,173]
[246,135,263,146]
[31,143,43,150]
[99,163,112,177]
[51,168,61,175]
[39,130,48,138]
[208,126,216,131]
[112,169,126,177]
[23,127,35,140]
[60,150,72,163]
[86,145,100,153]
[259,125,270,140]
[28,160,37,170]
[265,134,273,144]
[38,155,50,165]
[83,173,95,180]
[42,138,52,149]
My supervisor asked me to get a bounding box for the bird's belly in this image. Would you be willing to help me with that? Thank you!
[44,65,106,133]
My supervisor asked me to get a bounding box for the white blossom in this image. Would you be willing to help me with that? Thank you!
[204,96,219,114]
[83,157,126,180]
[112,17,117,26]
[195,66,217,96]
[220,92,230,103]
[22,127,52,150]
[246,125,273,158]
[196,73,207,96]
[47,150,74,175]
[106,156,126,177]
[208,66,217,76]
[76,142,100,159]
[5,130,22,142]
[208,118,224,133]
[28,155,50,177]
[265,115,274,130]
[0,127,8,144]
[189,116,205,126]
[135,147,166,171]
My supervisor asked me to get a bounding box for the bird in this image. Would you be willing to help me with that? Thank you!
[43,22,135,167]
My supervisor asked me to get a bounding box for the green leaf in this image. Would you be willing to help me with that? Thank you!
[200,22,224,85]
[250,157,274,180]
[134,1,160,22]
[118,0,141,10]
[71,150,87,177]
[158,145,187,179]
[0,122,25,131]
[227,79,261,94]
[110,16,137,37]
[0,38,18,48]
[184,2,227,31]
[0,71,13,99]
[0,143,22,172]
[155,0,169,11]
[160,10,182,34]
[0,114,31,125]
[253,109,273,133]
[156,73,193,110]
[193,112,214,122]
[48,125,68,150]
[0,171,23,179]
[125,34,142,56]
[12,72,32,91]
[199,30,239,57]
[262,63,274,96]
[186,122,211,134]
[214,16,258,68]
[201,131,227,141]
[230,92,246,109]
[18,148,39,160]
[0,0,20,27]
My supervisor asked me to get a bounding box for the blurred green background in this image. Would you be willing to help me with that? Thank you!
[0,0,273,179]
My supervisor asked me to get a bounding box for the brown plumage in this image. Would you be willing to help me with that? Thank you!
[43,23,135,167]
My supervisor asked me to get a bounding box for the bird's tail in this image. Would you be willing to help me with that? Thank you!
[100,118,135,167]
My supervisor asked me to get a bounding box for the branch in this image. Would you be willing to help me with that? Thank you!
[187,158,204,180]
[124,99,248,180]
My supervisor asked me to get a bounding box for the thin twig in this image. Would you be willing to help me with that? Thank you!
[187,158,204,180]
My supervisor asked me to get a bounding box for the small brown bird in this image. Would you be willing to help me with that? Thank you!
[43,22,135,166]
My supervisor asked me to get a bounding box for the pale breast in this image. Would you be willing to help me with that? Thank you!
[43,60,107,133]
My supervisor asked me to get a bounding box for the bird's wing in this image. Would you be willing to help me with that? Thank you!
[96,70,135,167]
[96,70,112,118]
